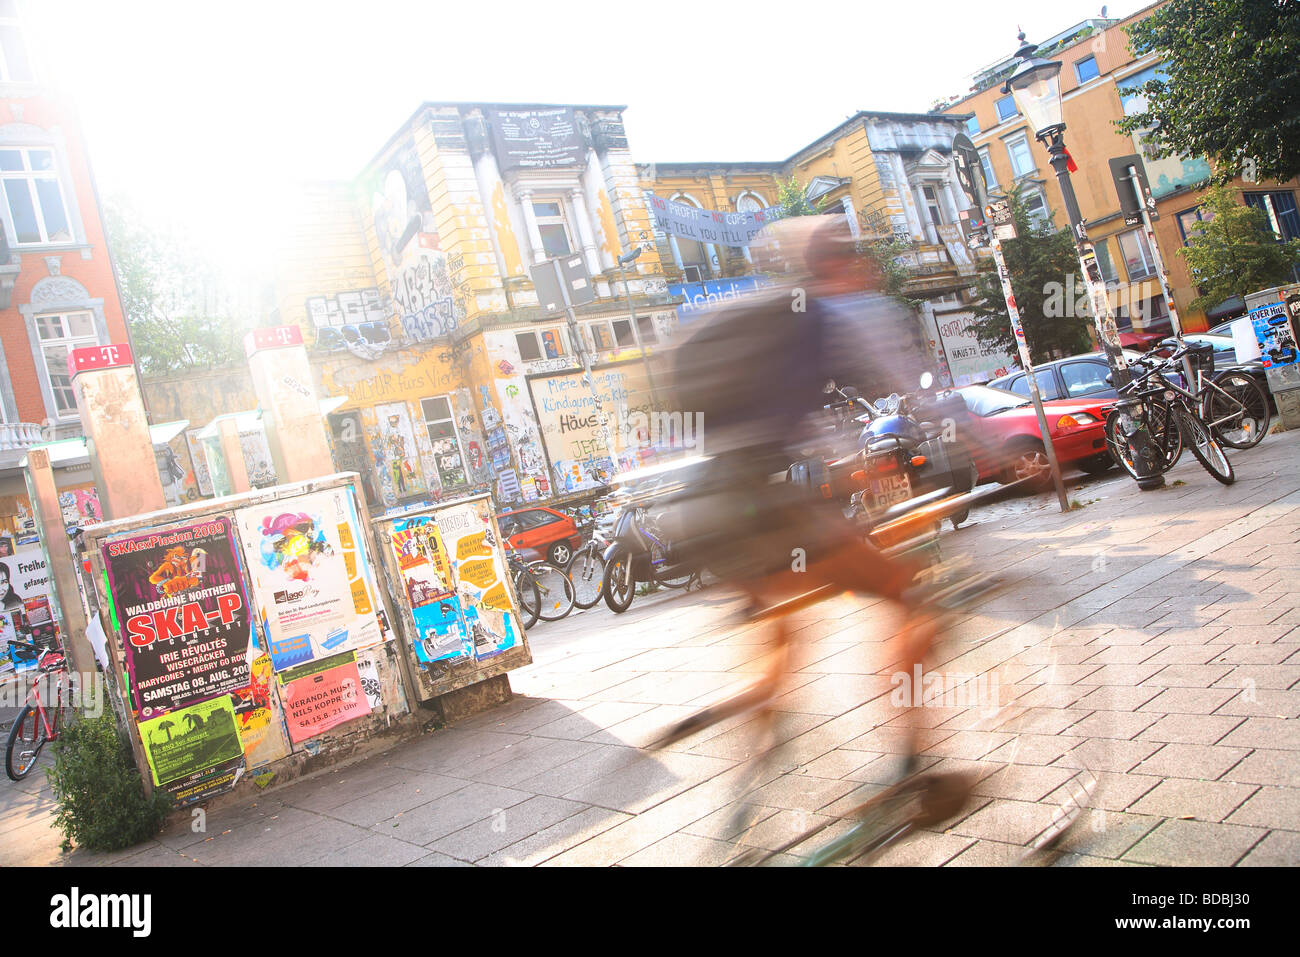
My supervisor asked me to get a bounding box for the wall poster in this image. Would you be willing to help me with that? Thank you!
[101,517,254,720]
[278,650,371,744]
[389,515,470,666]
[235,487,383,672]
[137,695,244,788]
[432,499,520,660]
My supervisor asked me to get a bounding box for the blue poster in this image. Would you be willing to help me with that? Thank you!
[1249,301,1299,370]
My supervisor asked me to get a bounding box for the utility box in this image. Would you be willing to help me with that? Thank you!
[370,493,532,705]
[1245,283,1300,430]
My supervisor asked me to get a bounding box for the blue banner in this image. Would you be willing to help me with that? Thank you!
[669,276,773,323]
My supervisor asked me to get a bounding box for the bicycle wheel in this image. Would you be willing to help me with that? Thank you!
[1201,370,1270,449]
[1174,406,1234,485]
[514,570,541,629]
[603,554,636,613]
[5,704,47,781]
[567,547,606,609]
[1105,399,1181,478]
[527,561,576,621]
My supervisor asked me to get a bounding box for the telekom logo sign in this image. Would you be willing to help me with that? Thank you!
[67,343,134,378]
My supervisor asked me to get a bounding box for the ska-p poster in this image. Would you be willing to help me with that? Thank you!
[101,517,254,720]
[235,487,382,672]
[387,515,471,666]
[430,500,520,660]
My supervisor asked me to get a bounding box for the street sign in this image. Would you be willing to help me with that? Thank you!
[529,255,596,312]
[951,133,988,209]
[1109,155,1159,223]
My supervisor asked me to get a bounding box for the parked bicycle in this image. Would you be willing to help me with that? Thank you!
[506,547,575,629]
[1105,342,1235,485]
[565,519,610,610]
[1178,342,1271,449]
[5,639,72,781]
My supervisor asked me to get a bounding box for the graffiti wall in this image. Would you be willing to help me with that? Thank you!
[367,137,463,344]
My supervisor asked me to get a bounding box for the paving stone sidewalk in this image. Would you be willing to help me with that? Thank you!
[3,431,1298,867]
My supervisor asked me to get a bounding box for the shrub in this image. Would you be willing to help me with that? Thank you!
[46,710,171,853]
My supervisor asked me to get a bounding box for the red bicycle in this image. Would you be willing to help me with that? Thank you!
[5,639,71,781]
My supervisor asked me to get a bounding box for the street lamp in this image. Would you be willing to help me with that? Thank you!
[1004,33,1165,490]
[617,245,662,414]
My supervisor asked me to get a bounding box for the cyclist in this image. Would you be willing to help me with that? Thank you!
[660,214,956,772]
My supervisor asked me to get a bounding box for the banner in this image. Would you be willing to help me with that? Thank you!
[432,500,520,660]
[102,517,254,719]
[279,651,371,744]
[389,516,470,666]
[138,696,244,787]
[236,487,382,672]
[488,108,584,171]
[644,192,783,248]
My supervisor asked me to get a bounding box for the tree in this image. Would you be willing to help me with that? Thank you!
[969,183,1094,364]
[1181,185,1300,312]
[104,197,255,376]
[776,176,827,217]
[1115,0,1300,184]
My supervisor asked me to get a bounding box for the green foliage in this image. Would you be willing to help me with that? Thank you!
[859,237,922,309]
[1181,185,1300,311]
[46,710,171,853]
[1115,0,1300,183]
[969,183,1093,364]
[777,177,826,217]
[104,196,255,376]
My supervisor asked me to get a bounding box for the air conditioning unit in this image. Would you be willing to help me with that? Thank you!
[682,265,705,283]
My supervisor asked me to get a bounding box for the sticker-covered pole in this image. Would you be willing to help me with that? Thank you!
[245,326,335,484]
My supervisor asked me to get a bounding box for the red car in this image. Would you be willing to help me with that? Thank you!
[956,385,1115,488]
[495,507,583,565]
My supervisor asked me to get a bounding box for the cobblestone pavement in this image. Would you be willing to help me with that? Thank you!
[3,430,1298,867]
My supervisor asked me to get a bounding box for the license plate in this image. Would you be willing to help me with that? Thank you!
[869,473,911,511]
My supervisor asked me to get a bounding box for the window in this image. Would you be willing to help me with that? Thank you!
[588,321,614,352]
[1074,55,1099,84]
[995,95,1018,123]
[1093,238,1119,284]
[1244,190,1300,242]
[420,395,467,488]
[922,186,944,227]
[635,315,658,345]
[1006,369,1063,401]
[532,199,573,258]
[612,318,635,348]
[965,115,980,136]
[513,327,568,363]
[0,2,34,83]
[1117,228,1157,280]
[36,312,97,418]
[0,148,72,245]
[1004,132,1036,179]
[1022,188,1049,229]
[978,147,998,191]
[1060,360,1110,398]
[1176,205,1216,245]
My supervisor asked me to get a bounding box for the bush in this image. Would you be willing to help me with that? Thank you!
[46,710,172,853]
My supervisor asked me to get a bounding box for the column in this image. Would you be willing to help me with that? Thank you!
[914,185,936,245]
[569,187,602,277]
[668,234,685,271]
[517,187,546,265]
[245,326,335,483]
[69,343,166,519]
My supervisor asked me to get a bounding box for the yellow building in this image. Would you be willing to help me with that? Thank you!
[641,111,1015,386]
[940,4,1300,335]
[269,103,682,514]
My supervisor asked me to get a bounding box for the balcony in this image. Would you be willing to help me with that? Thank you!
[0,422,48,470]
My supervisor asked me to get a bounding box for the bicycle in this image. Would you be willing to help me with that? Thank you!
[5,639,72,781]
[1179,344,1271,450]
[1105,343,1234,485]
[565,520,608,610]
[506,548,575,629]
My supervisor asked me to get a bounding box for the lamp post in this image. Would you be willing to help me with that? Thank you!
[618,244,663,412]
[1004,32,1165,490]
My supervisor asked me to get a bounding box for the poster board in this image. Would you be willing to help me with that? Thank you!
[83,473,413,806]
[373,493,532,702]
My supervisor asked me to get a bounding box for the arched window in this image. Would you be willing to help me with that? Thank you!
[669,193,709,271]
[734,191,767,213]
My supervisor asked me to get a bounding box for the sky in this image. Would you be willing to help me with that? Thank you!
[25,0,1150,277]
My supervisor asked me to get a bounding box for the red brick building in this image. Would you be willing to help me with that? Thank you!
[0,0,130,543]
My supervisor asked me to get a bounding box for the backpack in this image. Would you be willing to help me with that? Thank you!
[665,289,828,438]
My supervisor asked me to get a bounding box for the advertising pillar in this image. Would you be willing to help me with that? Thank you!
[245,326,335,484]
[69,343,167,520]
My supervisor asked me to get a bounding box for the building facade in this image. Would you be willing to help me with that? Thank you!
[939,4,1300,334]
[0,0,138,547]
